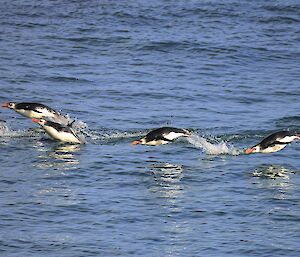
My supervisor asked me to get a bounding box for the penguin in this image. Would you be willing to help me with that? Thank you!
[131,127,191,146]
[245,131,300,154]
[2,102,71,126]
[31,118,84,144]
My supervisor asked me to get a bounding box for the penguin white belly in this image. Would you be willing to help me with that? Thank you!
[146,140,169,146]
[163,132,185,141]
[16,109,42,118]
[44,126,81,144]
[261,144,287,153]
[277,136,298,143]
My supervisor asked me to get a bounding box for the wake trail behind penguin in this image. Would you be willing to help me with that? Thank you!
[187,134,241,155]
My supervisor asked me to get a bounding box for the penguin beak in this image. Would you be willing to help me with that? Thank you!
[2,102,9,108]
[245,147,255,154]
[31,118,40,123]
[131,140,141,145]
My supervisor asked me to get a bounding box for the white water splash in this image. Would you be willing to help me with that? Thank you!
[0,121,27,138]
[48,113,72,127]
[71,120,88,131]
[0,120,9,136]
[0,123,43,139]
[187,134,241,155]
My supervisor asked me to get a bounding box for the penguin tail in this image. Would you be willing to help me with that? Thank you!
[182,129,192,137]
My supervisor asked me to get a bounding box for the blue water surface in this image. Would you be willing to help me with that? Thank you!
[0,1,299,256]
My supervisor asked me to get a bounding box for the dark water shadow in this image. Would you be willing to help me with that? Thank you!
[251,164,297,180]
[249,164,298,200]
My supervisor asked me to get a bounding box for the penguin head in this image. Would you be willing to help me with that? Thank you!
[245,145,261,154]
[2,102,16,109]
[131,138,147,145]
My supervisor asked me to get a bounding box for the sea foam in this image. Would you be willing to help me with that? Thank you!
[187,134,241,155]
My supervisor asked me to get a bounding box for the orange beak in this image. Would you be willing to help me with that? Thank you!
[245,147,255,154]
[32,118,40,123]
[131,140,141,145]
[2,102,9,108]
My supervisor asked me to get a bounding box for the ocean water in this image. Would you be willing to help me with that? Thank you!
[0,1,300,256]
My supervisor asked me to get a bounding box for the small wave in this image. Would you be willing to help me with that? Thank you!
[262,4,300,14]
[187,134,241,155]
[274,116,300,131]
[46,76,91,83]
